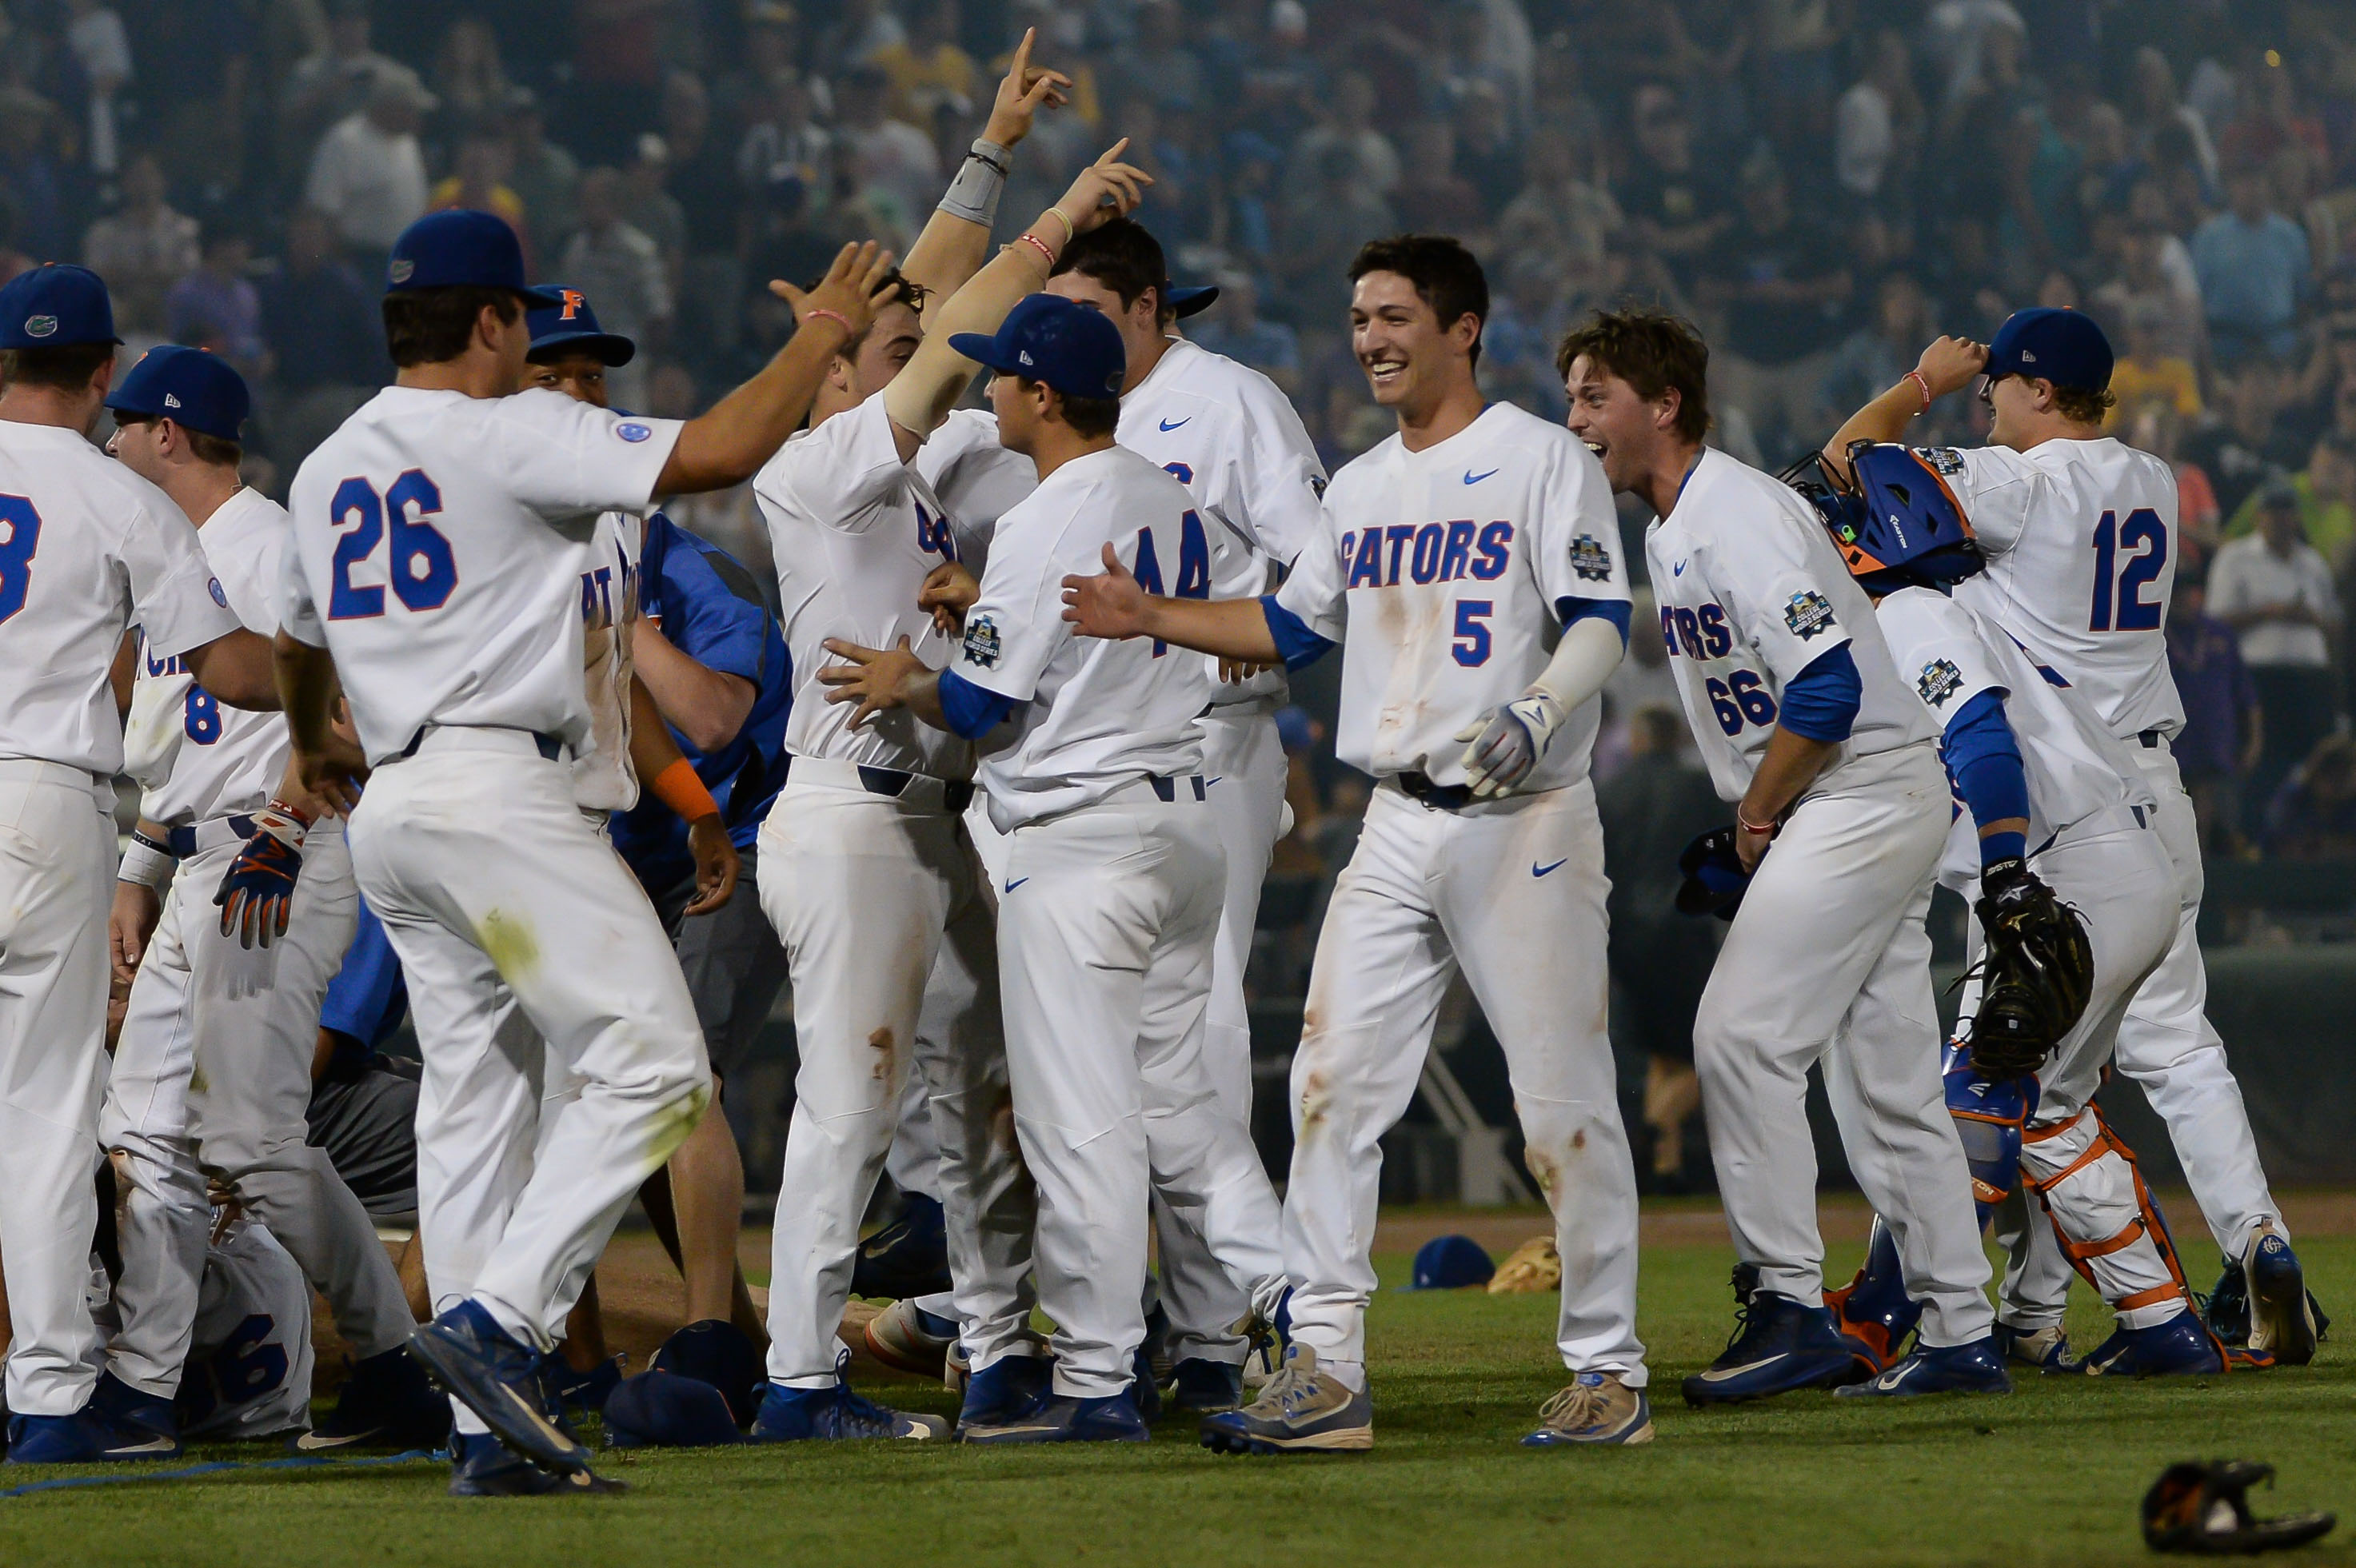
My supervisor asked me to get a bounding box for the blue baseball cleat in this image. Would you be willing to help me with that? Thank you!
[1683,1283,1863,1406]
[1993,1323,2074,1372]
[2242,1228,2319,1366]
[1834,1338,2013,1398]
[961,1393,1150,1445]
[956,1353,1054,1434]
[849,1194,952,1301]
[751,1379,947,1441]
[1520,1372,1654,1446]
[90,1371,182,1454]
[448,1431,625,1496]
[538,1352,625,1421]
[1169,1358,1245,1414]
[297,1345,449,1451]
[6,1406,182,1465]
[2078,1313,2226,1377]
[406,1299,590,1475]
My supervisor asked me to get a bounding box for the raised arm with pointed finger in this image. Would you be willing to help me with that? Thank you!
[877,143,1151,461]
[897,26,1071,309]
[655,241,902,494]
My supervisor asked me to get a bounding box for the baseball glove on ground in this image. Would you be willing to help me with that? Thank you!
[1962,856,2094,1078]
[2142,1459,2335,1554]
[1487,1236,1562,1295]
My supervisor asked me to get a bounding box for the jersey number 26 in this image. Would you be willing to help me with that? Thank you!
[329,472,458,620]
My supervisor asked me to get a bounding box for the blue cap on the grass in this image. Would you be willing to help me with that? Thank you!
[949,293,1126,401]
[526,285,637,366]
[385,209,565,306]
[1986,307,2112,392]
[106,345,250,444]
[0,264,121,349]
[601,1370,746,1448]
[1409,1234,1495,1290]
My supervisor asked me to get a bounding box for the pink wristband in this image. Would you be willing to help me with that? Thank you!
[1016,231,1058,268]
[1904,370,1935,412]
[1736,809,1775,837]
[803,307,854,335]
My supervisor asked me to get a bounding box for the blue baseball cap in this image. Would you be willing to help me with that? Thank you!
[1408,1234,1495,1290]
[0,263,122,349]
[106,345,250,444]
[1987,307,2112,392]
[1168,283,1220,319]
[526,286,637,366]
[949,293,1126,401]
[384,209,565,306]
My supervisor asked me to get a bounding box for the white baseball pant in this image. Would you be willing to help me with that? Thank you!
[0,761,114,1416]
[1284,777,1645,1386]
[998,785,1287,1402]
[102,820,414,1399]
[1695,744,1993,1347]
[758,770,1035,1383]
[345,728,710,1432]
[1153,705,1288,1367]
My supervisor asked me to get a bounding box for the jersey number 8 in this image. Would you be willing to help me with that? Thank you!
[328,471,459,620]
[0,493,42,626]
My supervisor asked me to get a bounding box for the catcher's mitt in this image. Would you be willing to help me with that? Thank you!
[2142,1459,2335,1555]
[1675,827,1751,921]
[1487,1236,1562,1295]
[1959,857,2093,1077]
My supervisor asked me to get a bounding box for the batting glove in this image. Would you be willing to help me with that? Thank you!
[1454,690,1567,798]
[215,800,312,949]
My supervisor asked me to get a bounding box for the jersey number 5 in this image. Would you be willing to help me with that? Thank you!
[0,493,42,625]
[329,471,459,620]
[2088,508,2166,632]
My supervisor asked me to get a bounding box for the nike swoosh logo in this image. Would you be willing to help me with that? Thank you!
[1160,417,1191,431]
[1696,1356,1787,1382]
[1672,561,1687,577]
[1004,877,1028,892]
[1464,468,1499,485]
[105,1435,183,1454]
[1533,859,1567,877]
[1204,776,1222,786]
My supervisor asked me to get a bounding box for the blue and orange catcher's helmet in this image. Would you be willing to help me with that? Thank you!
[1786,441,1982,593]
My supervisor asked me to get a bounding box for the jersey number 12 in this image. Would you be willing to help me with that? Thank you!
[2088,508,2166,632]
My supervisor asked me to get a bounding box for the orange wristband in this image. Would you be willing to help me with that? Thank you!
[653,758,720,823]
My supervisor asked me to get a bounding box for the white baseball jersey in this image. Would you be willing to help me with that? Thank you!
[912,407,1036,570]
[1922,437,2186,740]
[0,419,238,775]
[1645,448,1935,803]
[123,489,292,825]
[1874,585,2154,890]
[952,445,1224,831]
[1119,337,1328,706]
[573,509,644,812]
[1276,401,1628,791]
[278,386,682,766]
[758,392,976,781]
[85,1219,316,1439]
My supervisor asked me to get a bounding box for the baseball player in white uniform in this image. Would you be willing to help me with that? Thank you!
[1815,443,2218,1382]
[0,265,281,1466]
[1045,217,1328,1406]
[821,292,1289,1445]
[1067,238,1653,1451]
[276,211,893,1494]
[1824,307,2313,1366]
[1560,309,2003,1406]
[96,347,440,1458]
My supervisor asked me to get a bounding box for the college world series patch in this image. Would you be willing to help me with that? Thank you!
[1916,657,1965,707]
[1783,589,1836,640]
[963,613,1001,668]
[1568,533,1614,581]
[1920,447,1967,476]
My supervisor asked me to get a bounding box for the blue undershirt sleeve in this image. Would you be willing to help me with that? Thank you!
[1776,644,1862,743]
[1941,688,2031,864]
[937,666,1020,740]
[1554,595,1632,648]
[1259,593,1336,671]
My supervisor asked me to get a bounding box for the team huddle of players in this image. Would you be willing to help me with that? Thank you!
[0,36,2322,1492]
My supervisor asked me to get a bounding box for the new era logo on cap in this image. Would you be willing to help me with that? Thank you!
[164,393,181,409]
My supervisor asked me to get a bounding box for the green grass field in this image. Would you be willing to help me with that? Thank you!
[6,1204,2354,1568]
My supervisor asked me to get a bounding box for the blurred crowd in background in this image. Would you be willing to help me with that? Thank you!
[4,0,2355,879]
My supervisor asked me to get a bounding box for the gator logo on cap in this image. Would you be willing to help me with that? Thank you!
[387,259,415,285]
[23,314,56,337]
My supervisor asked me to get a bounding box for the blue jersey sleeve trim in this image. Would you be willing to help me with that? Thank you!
[939,665,1019,739]
[1554,595,1631,648]
[1942,688,2031,862]
[1260,594,1336,671]
[1778,644,1862,743]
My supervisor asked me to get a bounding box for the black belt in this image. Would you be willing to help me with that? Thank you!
[781,755,974,813]
[166,815,254,857]
[2137,729,2165,748]
[1148,775,1208,803]
[397,728,567,762]
[1395,771,1474,812]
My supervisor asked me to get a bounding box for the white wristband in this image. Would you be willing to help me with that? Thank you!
[118,835,175,889]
